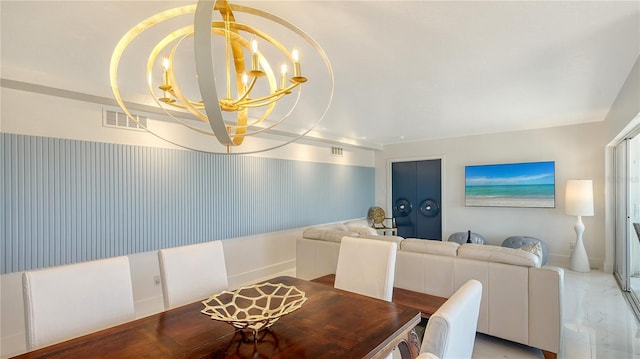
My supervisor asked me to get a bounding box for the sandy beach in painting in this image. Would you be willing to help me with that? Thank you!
[465,196,555,208]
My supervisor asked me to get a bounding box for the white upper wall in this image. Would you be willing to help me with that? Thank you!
[0,87,375,168]
[605,55,640,143]
[377,121,607,269]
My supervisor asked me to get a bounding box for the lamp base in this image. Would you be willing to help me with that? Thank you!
[570,216,590,273]
[570,239,590,272]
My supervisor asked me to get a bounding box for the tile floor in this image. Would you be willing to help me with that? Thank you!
[471,270,640,359]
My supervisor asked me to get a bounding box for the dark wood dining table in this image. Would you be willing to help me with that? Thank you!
[12,276,421,359]
[311,274,448,319]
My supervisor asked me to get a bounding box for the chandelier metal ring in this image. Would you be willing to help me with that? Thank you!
[145,26,287,136]
[110,0,334,154]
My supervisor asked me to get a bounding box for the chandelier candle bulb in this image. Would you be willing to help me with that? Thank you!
[251,35,258,53]
[250,36,260,73]
[158,57,173,102]
[162,57,170,85]
[292,49,301,77]
[280,64,288,89]
[242,73,249,94]
[291,49,306,83]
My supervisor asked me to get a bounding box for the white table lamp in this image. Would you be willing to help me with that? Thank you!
[565,180,594,272]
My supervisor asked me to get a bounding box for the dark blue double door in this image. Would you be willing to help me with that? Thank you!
[392,159,442,240]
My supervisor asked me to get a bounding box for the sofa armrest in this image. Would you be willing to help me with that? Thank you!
[528,266,564,354]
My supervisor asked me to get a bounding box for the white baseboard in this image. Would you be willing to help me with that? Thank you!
[228,259,296,289]
[547,254,604,271]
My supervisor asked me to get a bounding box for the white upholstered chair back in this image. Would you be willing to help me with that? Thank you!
[158,240,228,309]
[22,256,135,351]
[420,279,483,359]
[334,236,397,301]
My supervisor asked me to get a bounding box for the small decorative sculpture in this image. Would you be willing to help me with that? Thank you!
[367,206,397,230]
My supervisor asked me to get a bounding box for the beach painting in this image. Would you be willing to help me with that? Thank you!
[465,161,555,208]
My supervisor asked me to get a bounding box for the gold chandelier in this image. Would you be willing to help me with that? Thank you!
[110,0,333,154]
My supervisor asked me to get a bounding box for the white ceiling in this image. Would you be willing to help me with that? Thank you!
[1,1,639,148]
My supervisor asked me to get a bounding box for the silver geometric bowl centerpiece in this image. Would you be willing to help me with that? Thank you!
[201,282,307,337]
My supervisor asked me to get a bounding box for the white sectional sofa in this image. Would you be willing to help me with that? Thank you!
[296,223,564,359]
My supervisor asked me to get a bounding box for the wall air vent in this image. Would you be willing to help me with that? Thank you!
[331,146,344,157]
[103,109,147,131]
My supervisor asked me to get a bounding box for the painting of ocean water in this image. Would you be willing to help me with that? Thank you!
[465,161,555,208]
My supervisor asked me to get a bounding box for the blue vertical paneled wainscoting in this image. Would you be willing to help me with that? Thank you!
[1,134,374,274]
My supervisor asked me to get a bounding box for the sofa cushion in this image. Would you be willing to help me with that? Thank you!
[350,226,379,236]
[360,234,404,245]
[520,242,543,263]
[345,220,378,236]
[457,243,541,268]
[318,223,350,231]
[400,238,459,257]
[302,228,358,242]
[345,219,370,229]
[502,236,548,265]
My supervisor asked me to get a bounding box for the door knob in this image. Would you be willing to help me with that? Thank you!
[419,199,440,217]
[394,198,412,217]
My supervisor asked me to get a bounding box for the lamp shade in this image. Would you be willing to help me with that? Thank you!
[565,180,594,216]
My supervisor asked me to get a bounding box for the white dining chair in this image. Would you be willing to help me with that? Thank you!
[158,240,228,309]
[22,256,135,351]
[418,279,483,359]
[334,236,397,301]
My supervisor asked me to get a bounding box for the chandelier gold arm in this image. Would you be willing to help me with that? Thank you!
[234,82,301,108]
[146,23,277,136]
[142,14,294,133]
[227,75,257,108]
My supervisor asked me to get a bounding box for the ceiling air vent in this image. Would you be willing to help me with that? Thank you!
[331,146,344,157]
[103,109,147,131]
